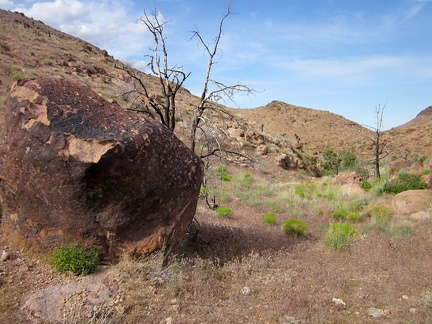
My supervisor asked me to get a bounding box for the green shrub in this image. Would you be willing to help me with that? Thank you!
[359,180,372,191]
[347,211,361,222]
[281,218,308,236]
[367,204,393,224]
[383,172,427,194]
[46,244,99,275]
[263,212,277,225]
[332,204,348,220]
[321,149,342,175]
[324,223,357,251]
[239,173,253,187]
[341,151,357,170]
[216,206,232,219]
[12,73,24,81]
[294,184,311,199]
[217,165,232,181]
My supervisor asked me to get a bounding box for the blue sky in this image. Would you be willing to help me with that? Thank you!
[1,0,431,129]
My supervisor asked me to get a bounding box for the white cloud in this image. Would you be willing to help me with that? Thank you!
[0,0,14,9]
[17,0,86,25]
[404,1,427,20]
[8,0,154,61]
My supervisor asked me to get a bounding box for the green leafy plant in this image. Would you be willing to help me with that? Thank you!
[281,218,308,236]
[217,165,232,181]
[367,204,393,224]
[294,184,311,199]
[321,149,342,175]
[324,223,357,251]
[46,244,100,275]
[383,172,427,194]
[332,205,348,220]
[263,212,277,225]
[347,211,361,222]
[341,151,357,170]
[216,206,232,219]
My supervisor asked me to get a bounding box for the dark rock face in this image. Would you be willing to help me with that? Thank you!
[0,76,203,257]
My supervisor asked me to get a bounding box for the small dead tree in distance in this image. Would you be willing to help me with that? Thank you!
[365,103,389,178]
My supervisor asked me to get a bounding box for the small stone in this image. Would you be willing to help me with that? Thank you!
[279,315,301,324]
[332,298,346,306]
[241,286,251,295]
[0,250,9,262]
[402,295,409,299]
[409,308,419,314]
[368,307,385,318]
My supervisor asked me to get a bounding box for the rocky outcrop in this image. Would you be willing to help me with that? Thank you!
[0,76,203,257]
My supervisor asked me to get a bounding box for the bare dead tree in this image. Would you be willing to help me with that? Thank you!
[123,9,190,131]
[366,103,389,178]
[121,3,255,210]
[189,2,255,154]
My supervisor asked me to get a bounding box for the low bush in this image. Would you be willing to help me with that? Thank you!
[217,165,232,181]
[332,206,348,220]
[263,212,277,225]
[216,206,232,219]
[347,211,361,222]
[46,244,99,275]
[367,204,393,224]
[324,223,357,251]
[239,173,253,187]
[281,218,308,236]
[383,172,427,194]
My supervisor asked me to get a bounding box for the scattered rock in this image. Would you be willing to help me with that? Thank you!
[409,307,419,314]
[0,250,10,262]
[333,172,362,186]
[279,315,301,324]
[23,272,119,323]
[332,298,346,306]
[277,153,305,170]
[410,211,430,221]
[368,307,386,318]
[240,286,252,295]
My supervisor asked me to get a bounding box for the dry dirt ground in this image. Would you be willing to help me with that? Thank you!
[2,165,432,324]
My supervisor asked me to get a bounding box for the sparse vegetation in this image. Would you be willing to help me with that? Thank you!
[263,212,277,225]
[217,165,232,181]
[324,222,357,251]
[281,218,308,236]
[383,172,427,194]
[216,206,232,219]
[46,244,100,275]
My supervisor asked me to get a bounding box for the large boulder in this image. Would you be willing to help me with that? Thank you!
[0,76,203,257]
[391,189,432,217]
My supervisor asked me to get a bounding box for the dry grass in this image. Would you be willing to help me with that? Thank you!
[93,167,432,322]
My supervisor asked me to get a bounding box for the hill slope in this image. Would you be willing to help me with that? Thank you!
[231,101,374,155]
[386,106,432,158]
[0,9,430,158]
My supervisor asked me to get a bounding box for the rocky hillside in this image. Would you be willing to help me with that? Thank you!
[230,101,374,155]
[0,9,430,159]
[385,106,432,158]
